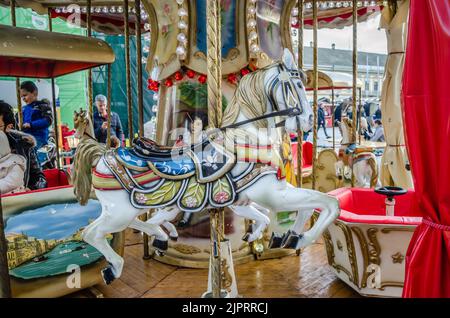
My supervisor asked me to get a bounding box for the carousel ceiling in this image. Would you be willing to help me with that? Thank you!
[0,24,115,77]
[0,1,384,34]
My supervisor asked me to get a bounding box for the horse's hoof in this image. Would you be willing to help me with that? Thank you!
[152,238,168,251]
[281,232,303,249]
[101,266,115,285]
[268,232,283,249]
[169,235,178,242]
[155,250,165,257]
[242,233,251,242]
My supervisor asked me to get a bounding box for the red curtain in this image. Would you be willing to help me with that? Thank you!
[402,0,450,297]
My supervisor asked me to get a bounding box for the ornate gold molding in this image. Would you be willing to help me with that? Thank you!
[391,252,405,264]
[351,227,369,288]
[367,228,381,265]
[381,227,415,234]
[172,243,202,255]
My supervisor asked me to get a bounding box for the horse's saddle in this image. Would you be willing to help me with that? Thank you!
[339,143,375,167]
[115,137,235,183]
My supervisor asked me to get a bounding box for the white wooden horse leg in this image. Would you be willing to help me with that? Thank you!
[82,218,125,284]
[147,208,180,241]
[243,176,340,250]
[291,209,314,235]
[353,162,368,188]
[231,205,270,242]
[129,217,170,255]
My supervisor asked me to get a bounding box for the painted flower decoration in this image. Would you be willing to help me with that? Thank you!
[214,191,230,204]
[185,196,198,208]
[203,152,218,170]
[135,193,147,204]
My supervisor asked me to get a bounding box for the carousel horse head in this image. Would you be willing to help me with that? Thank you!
[222,48,313,133]
[74,108,94,139]
[339,117,356,145]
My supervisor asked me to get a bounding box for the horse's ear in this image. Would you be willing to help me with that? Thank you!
[282,48,297,70]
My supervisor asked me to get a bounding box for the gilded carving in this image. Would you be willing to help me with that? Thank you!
[391,252,405,264]
[336,240,343,251]
[173,243,202,255]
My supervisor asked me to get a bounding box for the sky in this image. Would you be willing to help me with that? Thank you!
[303,14,387,54]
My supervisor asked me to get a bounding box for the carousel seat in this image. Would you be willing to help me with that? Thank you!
[116,137,235,183]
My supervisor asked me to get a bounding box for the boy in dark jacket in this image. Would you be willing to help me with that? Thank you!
[0,101,47,190]
[20,81,53,150]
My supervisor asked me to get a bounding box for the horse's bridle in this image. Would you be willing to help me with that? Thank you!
[267,62,305,128]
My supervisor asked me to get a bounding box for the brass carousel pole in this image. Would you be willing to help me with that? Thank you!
[358,87,362,145]
[0,197,11,298]
[10,0,22,128]
[135,0,150,260]
[86,0,93,117]
[123,0,134,141]
[207,0,223,298]
[332,88,335,150]
[311,0,318,190]
[351,0,358,187]
[106,65,112,149]
[48,9,61,170]
[296,0,304,187]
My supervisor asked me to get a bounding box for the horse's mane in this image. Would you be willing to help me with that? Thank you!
[221,67,269,129]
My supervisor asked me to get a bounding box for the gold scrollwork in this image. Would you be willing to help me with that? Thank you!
[351,227,370,288]
[172,243,202,255]
[367,228,381,265]
[336,222,359,286]
[221,258,233,292]
[336,240,343,251]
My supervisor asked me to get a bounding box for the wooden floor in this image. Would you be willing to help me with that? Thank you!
[69,230,360,298]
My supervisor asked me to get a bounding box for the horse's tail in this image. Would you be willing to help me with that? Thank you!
[72,137,106,206]
[367,155,378,188]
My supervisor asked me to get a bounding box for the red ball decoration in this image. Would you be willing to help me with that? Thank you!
[227,73,237,84]
[186,70,196,79]
[241,68,250,76]
[174,71,183,81]
[165,79,174,87]
[151,84,159,92]
[198,75,207,84]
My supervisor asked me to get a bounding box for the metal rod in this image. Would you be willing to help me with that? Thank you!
[0,196,11,298]
[48,10,61,170]
[311,0,318,190]
[10,0,22,128]
[87,0,93,117]
[142,212,150,260]
[358,87,362,145]
[207,0,223,298]
[332,88,335,150]
[124,0,134,141]
[106,65,112,149]
[296,0,304,187]
[351,0,358,187]
[135,0,144,137]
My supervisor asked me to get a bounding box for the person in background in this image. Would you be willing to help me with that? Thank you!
[370,119,385,142]
[0,130,26,194]
[19,81,53,151]
[318,103,330,138]
[0,101,47,190]
[93,94,124,147]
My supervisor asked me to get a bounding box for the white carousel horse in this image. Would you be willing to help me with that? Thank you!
[72,49,340,284]
[335,117,379,188]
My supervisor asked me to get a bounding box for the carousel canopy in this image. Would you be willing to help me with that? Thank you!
[305,69,363,90]
[0,24,115,78]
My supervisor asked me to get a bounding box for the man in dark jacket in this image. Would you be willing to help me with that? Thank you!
[318,103,330,138]
[0,101,47,190]
[93,94,124,147]
[20,81,53,150]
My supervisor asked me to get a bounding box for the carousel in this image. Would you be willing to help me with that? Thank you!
[0,0,449,299]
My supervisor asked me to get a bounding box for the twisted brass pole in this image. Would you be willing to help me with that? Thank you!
[106,65,112,149]
[207,0,223,298]
[351,0,358,187]
[124,0,134,141]
[311,0,318,190]
[48,10,61,170]
[87,0,93,118]
[10,0,22,128]
[296,0,304,187]
[135,0,144,137]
